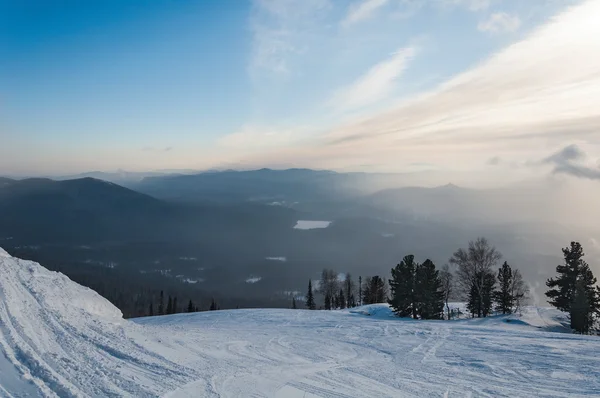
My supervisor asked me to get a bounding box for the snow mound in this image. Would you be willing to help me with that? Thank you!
[0,248,191,397]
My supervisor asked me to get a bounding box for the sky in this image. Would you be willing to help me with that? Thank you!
[1,0,599,183]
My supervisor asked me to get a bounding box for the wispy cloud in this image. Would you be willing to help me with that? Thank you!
[249,0,331,77]
[319,0,600,169]
[342,0,389,26]
[543,145,600,180]
[478,12,521,34]
[328,46,417,112]
[443,0,492,12]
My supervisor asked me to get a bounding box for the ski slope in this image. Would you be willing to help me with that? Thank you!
[1,248,600,397]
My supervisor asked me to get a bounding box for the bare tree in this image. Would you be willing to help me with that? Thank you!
[440,264,454,320]
[319,269,339,308]
[449,237,502,317]
[510,269,530,314]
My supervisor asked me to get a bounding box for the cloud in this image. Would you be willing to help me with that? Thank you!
[478,12,521,34]
[218,124,319,151]
[444,0,492,12]
[543,145,600,180]
[318,0,600,168]
[328,46,417,112]
[342,0,389,26]
[249,0,331,77]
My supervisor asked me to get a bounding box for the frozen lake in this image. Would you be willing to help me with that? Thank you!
[293,220,332,230]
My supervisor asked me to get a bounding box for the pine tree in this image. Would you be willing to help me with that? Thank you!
[467,271,495,317]
[339,288,346,309]
[364,276,387,304]
[306,279,316,310]
[187,299,194,313]
[343,273,355,308]
[358,276,362,306]
[389,255,417,317]
[172,297,178,314]
[158,290,164,315]
[494,262,514,314]
[149,302,154,317]
[166,296,173,315]
[570,264,600,334]
[292,297,297,309]
[481,272,495,317]
[209,298,217,311]
[415,259,444,320]
[546,242,586,316]
[324,292,332,310]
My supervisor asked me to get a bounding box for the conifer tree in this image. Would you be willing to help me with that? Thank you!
[187,299,194,313]
[306,279,316,310]
[149,302,154,317]
[389,255,417,317]
[358,276,362,306]
[343,273,355,308]
[415,259,445,319]
[570,264,600,334]
[494,262,514,314]
[324,292,332,310]
[339,288,346,309]
[172,297,178,314]
[158,290,164,315]
[166,296,173,315]
[547,242,586,314]
[209,298,217,311]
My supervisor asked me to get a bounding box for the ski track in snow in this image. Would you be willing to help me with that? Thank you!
[1,248,600,397]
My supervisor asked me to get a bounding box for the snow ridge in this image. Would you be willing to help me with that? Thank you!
[0,249,192,397]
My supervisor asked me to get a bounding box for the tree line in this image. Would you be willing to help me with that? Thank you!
[304,237,600,334]
[148,291,220,316]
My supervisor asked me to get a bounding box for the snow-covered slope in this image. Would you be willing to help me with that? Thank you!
[1,248,600,397]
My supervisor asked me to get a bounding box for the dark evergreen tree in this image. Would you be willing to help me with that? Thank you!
[389,255,417,317]
[324,292,332,310]
[467,271,495,317]
[358,276,362,306]
[481,272,495,317]
[570,264,600,334]
[306,279,316,310]
[364,276,387,304]
[415,259,444,320]
[172,297,178,314]
[149,302,154,317]
[158,290,165,316]
[343,273,355,308]
[209,298,217,311]
[494,262,514,314]
[339,288,346,309]
[187,299,194,313]
[292,297,297,309]
[166,295,173,315]
[546,242,587,321]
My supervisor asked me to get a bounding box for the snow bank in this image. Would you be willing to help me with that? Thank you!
[0,248,191,397]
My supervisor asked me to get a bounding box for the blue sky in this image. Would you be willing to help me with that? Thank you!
[1,0,599,180]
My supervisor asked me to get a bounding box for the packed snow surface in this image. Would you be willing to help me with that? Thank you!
[1,249,600,397]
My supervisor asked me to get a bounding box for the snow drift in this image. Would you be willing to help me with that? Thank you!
[2,247,600,397]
